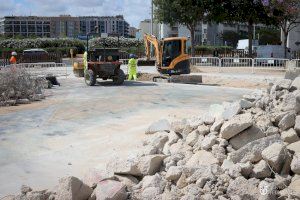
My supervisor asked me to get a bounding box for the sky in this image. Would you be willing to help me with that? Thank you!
[0,0,152,27]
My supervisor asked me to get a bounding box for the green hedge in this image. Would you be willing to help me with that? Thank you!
[0,38,85,56]
[0,37,145,57]
[192,45,233,53]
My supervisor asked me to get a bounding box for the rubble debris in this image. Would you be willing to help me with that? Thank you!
[11,78,300,199]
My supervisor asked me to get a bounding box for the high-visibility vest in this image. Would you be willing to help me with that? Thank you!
[128,58,137,72]
[10,56,17,64]
[83,51,88,71]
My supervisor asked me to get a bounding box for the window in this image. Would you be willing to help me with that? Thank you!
[21,25,27,32]
[162,40,182,66]
[28,25,35,32]
[37,25,43,32]
[14,25,20,32]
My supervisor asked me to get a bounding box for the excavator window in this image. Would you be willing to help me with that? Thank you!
[162,40,181,67]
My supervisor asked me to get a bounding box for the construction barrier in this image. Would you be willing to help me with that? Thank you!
[190,57,299,73]
[220,57,253,67]
[1,62,69,77]
[295,59,300,68]
[190,57,220,67]
[253,58,289,69]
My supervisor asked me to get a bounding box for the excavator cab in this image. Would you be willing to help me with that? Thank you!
[144,34,190,75]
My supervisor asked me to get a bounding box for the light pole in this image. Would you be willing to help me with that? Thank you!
[151,0,153,36]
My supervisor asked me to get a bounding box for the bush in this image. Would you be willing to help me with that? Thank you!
[89,37,143,49]
[0,38,85,55]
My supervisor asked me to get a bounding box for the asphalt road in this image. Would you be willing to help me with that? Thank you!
[0,77,252,197]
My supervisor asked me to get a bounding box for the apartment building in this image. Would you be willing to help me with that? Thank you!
[0,15,130,38]
[79,15,129,37]
[51,15,80,38]
[0,16,51,37]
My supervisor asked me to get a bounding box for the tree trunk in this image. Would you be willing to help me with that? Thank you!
[283,31,288,58]
[248,20,254,57]
[189,26,195,57]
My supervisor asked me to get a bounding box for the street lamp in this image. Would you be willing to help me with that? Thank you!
[86,26,99,54]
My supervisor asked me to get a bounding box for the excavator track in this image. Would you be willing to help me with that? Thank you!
[152,75,171,83]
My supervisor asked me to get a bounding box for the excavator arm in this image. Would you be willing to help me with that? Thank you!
[144,34,161,67]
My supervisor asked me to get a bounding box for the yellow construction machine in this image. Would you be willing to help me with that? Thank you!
[144,34,190,76]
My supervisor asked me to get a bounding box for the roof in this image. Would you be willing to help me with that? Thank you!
[163,37,188,42]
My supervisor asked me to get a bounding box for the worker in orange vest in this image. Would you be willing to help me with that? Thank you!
[9,52,17,64]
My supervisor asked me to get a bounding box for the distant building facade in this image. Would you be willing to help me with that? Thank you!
[159,21,268,47]
[79,15,129,37]
[285,21,300,52]
[51,15,80,38]
[0,16,51,37]
[129,27,137,37]
[0,15,130,38]
[137,19,159,39]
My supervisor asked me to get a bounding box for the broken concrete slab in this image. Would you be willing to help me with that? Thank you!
[220,113,253,140]
[229,125,265,150]
[56,176,93,200]
[145,119,170,134]
[262,143,287,173]
[229,134,282,164]
[186,150,218,167]
[94,180,127,200]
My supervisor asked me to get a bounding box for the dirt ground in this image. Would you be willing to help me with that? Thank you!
[0,77,253,197]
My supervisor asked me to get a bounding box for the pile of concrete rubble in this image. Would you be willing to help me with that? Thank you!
[8,78,300,200]
[0,69,51,107]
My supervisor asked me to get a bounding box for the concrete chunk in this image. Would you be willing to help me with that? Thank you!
[281,128,299,144]
[220,113,253,140]
[229,134,282,164]
[146,119,170,134]
[229,125,265,150]
[262,143,287,173]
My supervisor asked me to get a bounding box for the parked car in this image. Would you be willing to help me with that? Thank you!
[23,49,48,56]
[22,49,49,63]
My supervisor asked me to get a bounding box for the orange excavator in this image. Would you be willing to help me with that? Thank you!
[144,34,190,76]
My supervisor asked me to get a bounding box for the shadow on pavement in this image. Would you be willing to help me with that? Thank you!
[96,81,158,87]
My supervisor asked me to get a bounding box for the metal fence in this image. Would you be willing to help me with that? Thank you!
[221,57,253,67]
[295,59,300,68]
[0,52,63,67]
[190,57,300,73]
[254,58,289,68]
[0,62,69,77]
[190,57,220,67]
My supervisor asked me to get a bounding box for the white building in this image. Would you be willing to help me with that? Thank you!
[286,22,300,52]
[137,19,159,39]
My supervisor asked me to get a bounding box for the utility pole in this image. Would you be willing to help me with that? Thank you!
[151,0,153,36]
[150,0,154,57]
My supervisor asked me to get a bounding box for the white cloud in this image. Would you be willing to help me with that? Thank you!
[0,0,152,27]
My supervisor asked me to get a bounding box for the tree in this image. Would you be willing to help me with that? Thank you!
[262,0,300,57]
[153,0,207,56]
[257,28,281,45]
[221,30,240,48]
[209,0,270,57]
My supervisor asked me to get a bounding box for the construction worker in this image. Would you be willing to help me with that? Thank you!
[128,54,137,81]
[83,49,88,72]
[9,52,17,64]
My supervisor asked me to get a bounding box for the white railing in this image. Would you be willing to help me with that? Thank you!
[190,57,300,73]
[254,58,289,69]
[120,59,129,65]
[190,57,220,67]
[1,62,69,77]
[295,59,300,68]
[221,57,253,67]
